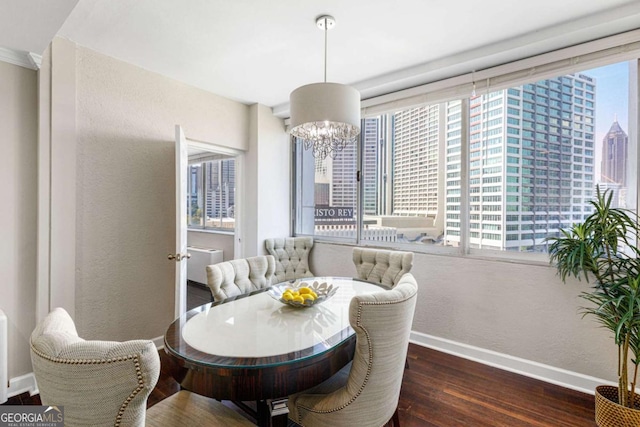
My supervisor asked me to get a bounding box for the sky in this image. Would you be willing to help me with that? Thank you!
[585,61,630,142]
[581,61,630,185]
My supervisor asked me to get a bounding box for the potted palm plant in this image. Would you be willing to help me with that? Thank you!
[548,187,640,427]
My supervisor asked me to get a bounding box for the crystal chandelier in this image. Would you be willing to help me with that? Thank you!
[289,15,361,159]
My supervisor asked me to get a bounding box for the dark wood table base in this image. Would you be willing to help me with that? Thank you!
[164,334,355,426]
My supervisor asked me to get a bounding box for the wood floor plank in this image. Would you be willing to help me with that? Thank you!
[151,344,596,426]
[395,345,596,427]
[3,341,597,426]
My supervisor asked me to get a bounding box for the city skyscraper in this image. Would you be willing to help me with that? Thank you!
[313,117,380,213]
[308,74,601,250]
[392,105,441,217]
[446,73,597,251]
[598,119,629,208]
[206,158,235,219]
[362,118,380,215]
[187,158,236,228]
[313,142,356,210]
[601,118,628,186]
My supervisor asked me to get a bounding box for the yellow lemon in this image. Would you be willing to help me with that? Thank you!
[292,295,305,303]
[309,291,318,299]
[298,287,312,294]
[282,293,293,301]
[303,294,316,302]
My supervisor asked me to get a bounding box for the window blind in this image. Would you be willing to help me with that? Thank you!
[361,29,640,117]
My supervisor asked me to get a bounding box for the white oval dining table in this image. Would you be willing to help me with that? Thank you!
[163,277,387,426]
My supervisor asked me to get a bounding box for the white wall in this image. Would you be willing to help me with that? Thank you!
[48,38,77,318]
[43,38,250,341]
[187,231,234,261]
[41,39,292,344]
[242,104,290,256]
[0,61,38,380]
[311,242,618,385]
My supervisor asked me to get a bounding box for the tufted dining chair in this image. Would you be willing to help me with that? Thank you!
[287,273,418,427]
[30,307,254,427]
[352,247,414,288]
[206,255,275,301]
[264,237,314,284]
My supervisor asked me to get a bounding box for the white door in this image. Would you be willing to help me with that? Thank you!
[173,125,188,318]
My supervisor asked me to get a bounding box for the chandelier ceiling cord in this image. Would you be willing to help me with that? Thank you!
[289,15,361,159]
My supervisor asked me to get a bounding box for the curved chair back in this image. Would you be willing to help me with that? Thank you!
[206,255,275,301]
[287,273,418,426]
[31,308,255,427]
[30,307,159,427]
[264,237,314,283]
[352,247,414,287]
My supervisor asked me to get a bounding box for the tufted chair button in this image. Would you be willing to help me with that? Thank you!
[265,236,314,282]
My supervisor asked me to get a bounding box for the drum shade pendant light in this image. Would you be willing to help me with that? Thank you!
[290,15,361,159]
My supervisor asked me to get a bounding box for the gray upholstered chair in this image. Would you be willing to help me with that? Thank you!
[206,255,275,301]
[30,307,253,427]
[287,273,418,427]
[352,247,414,288]
[264,237,314,283]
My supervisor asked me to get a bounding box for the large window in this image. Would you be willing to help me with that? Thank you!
[293,136,358,241]
[294,57,638,257]
[188,156,236,231]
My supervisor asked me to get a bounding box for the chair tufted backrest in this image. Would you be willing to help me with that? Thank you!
[206,255,275,301]
[30,307,160,427]
[287,273,418,426]
[264,237,314,283]
[32,309,255,427]
[352,247,414,287]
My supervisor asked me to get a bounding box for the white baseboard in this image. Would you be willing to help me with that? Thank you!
[410,331,615,395]
[7,372,38,398]
[152,335,164,350]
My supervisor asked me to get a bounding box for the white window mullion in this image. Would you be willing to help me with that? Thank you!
[631,59,639,215]
[459,98,470,255]
[356,120,364,244]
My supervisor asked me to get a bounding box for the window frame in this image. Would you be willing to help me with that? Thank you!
[292,31,640,264]
[187,156,236,234]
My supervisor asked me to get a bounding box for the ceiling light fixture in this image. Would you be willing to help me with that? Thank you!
[289,15,361,159]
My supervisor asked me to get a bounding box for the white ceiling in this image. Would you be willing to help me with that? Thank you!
[0,0,79,54]
[3,0,640,116]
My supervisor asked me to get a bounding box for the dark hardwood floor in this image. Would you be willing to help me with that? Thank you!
[2,392,41,406]
[398,346,595,427]
[5,289,596,426]
[187,280,213,310]
[3,344,596,426]
[147,344,596,426]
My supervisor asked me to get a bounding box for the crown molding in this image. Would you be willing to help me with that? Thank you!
[0,47,41,70]
[28,52,42,69]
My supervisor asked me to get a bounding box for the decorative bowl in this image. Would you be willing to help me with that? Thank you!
[268,280,338,308]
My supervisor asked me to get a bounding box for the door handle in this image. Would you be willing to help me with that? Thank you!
[168,253,191,262]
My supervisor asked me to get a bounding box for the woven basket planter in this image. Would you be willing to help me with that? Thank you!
[595,385,640,427]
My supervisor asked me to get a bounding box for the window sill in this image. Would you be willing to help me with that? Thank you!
[311,237,553,268]
[187,228,234,236]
